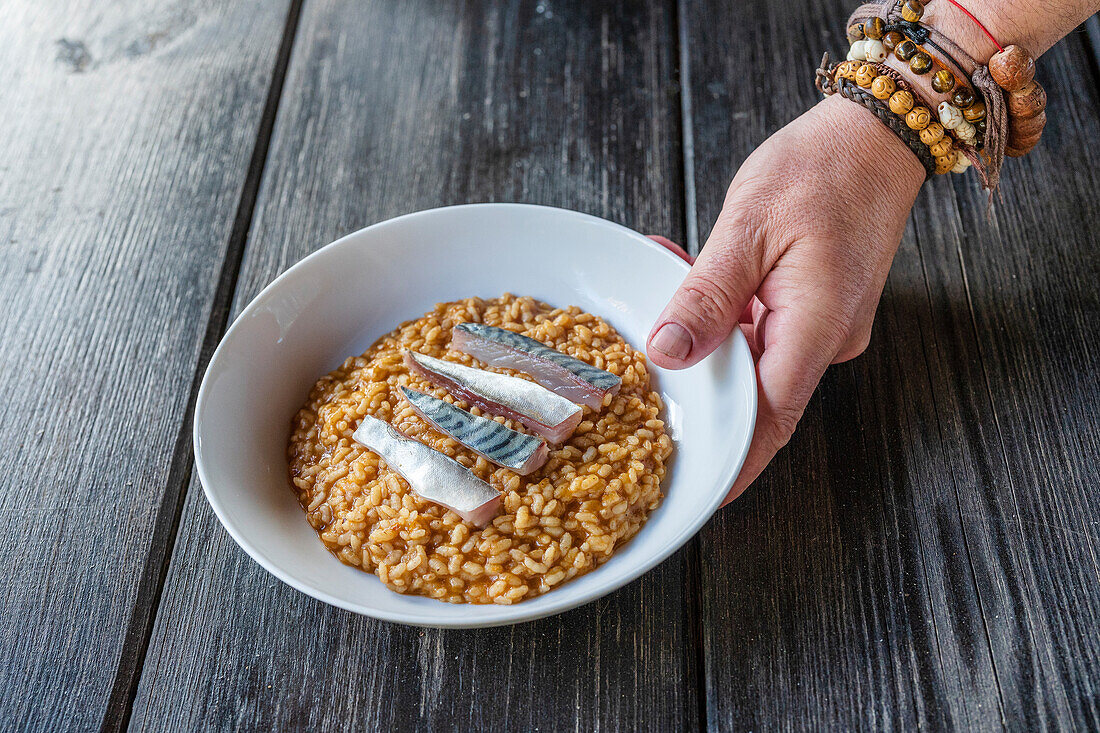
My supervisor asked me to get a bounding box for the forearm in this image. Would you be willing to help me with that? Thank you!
[928,0,1100,59]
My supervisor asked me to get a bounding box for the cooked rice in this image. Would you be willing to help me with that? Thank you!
[287,294,672,604]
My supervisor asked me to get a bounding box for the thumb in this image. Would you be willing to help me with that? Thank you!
[647,220,765,369]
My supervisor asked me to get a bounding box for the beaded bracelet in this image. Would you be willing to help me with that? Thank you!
[860,62,973,174]
[846,16,985,148]
[845,0,1047,190]
[818,59,972,176]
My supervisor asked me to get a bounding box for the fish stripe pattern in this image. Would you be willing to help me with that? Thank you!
[454,323,622,391]
[400,387,544,470]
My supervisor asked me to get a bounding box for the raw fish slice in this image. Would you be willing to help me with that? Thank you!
[352,415,501,527]
[451,322,621,409]
[403,350,582,444]
[400,387,548,475]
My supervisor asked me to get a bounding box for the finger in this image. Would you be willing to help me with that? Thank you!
[832,317,873,363]
[721,292,849,505]
[738,322,763,360]
[749,297,769,354]
[647,218,766,369]
[739,295,766,324]
[646,235,696,264]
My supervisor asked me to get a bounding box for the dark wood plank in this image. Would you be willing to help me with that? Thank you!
[0,1,295,730]
[926,33,1100,727]
[684,2,994,725]
[1085,15,1100,77]
[685,0,1100,727]
[130,2,698,731]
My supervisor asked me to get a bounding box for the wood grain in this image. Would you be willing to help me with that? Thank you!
[683,0,1100,727]
[924,34,1100,727]
[129,1,698,730]
[0,1,295,730]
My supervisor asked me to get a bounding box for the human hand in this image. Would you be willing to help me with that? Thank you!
[647,94,925,505]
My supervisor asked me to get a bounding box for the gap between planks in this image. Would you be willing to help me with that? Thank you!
[100,1,307,730]
[672,2,710,731]
[676,0,701,256]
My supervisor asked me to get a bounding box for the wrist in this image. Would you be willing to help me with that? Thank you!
[815,94,926,200]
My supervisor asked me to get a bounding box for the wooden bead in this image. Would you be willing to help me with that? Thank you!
[871,75,896,99]
[963,101,986,122]
[837,61,857,79]
[906,106,932,130]
[989,44,1035,92]
[919,122,944,145]
[855,64,877,88]
[889,90,914,115]
[901,0,925,22]
[955,120,976,143]
[909,52,933,75]
[1009,110,1047,141]
[929,139,953,157]
[864,17,885,40]
[938,102,964,129]
[847,23,865,42]
[1006,133,1041,156]
[951,87,975,109]
[894,39,917,62]
[882,31,903,52]
[1008,129,1042,153]
[951,155,972,173]
[1007,81,1047,119]
[931,69,956,93]
[935,153,956,175]
[864,39,887,63]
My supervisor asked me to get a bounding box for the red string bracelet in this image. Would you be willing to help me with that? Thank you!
[941,0,1005,52]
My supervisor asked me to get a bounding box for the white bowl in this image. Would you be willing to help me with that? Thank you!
[194,203,756,627]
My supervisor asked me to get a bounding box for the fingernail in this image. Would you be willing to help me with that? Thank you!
[650,322,692,360]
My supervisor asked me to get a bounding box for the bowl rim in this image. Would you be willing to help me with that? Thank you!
[193,202,757,627]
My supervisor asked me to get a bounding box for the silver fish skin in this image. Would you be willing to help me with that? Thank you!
[451,322,622,409]
[351,415,501,527]
[400,387,549,475]
[403,350,582,444]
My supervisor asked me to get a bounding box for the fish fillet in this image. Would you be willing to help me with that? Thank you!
[450,322,621,409]
[352,415,501,527]
[400,387,549,475]
[403,350,582,444]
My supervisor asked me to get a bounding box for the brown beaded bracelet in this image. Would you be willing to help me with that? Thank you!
[858,62,971,174]
[819,58,973,176]
[846,22,983,149]
[816,61,937,177]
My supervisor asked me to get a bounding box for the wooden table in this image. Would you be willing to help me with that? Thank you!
[4,1,1099,730]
